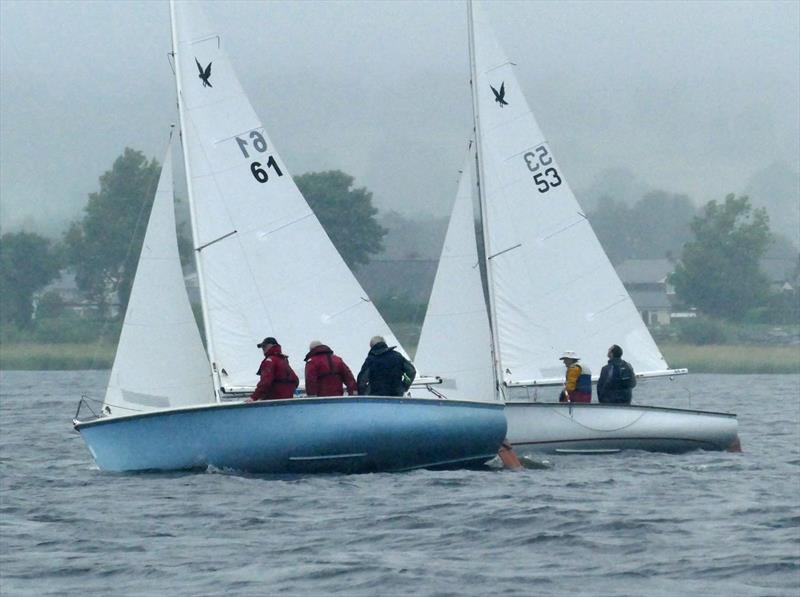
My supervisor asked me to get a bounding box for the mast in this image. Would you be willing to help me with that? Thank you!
[467,0,505,401]
[169,0,220,401]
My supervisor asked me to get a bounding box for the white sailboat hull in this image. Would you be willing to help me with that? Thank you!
[505,402,740,454]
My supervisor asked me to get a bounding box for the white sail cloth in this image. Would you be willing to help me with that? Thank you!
[415,1,670,390]
[104,145,213,413]
[469,1,669,383]
[413,149,496,401]
[172,2,400,390]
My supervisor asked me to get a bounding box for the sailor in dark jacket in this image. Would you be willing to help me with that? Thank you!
[357,336,416,396]
[597,344,637,404]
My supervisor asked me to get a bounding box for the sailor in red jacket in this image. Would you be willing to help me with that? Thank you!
[248,337,299,401]
[304,340,357,397]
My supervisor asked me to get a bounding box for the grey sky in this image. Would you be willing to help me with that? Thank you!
[1,0,798,238]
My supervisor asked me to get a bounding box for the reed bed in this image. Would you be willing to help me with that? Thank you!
[0,343,115,370]
[1,341,798,373]
[661,344,800,374]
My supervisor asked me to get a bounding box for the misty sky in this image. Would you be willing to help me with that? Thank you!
[1,0,798,238]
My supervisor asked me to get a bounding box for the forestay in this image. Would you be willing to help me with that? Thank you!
[470,1,668,383]
[171,2,400,391]
[104,143,213,413]
[413,148,496,401]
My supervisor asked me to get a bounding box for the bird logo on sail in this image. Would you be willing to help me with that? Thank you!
[195,58,213,88]
[491,82,508,107]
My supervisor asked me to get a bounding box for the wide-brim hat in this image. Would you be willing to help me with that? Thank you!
[559,350,579,361]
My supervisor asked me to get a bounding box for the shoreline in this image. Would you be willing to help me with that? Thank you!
[659,343,799,374]
[0,343,116,371]
[1,342,797,373]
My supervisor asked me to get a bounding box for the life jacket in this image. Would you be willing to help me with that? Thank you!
[597,358,636,404]
[616,359,636,389]
[565,362,592,393]
[251,344,299,400]
[358,342,411,396]
[576,362,592,394]
[304,345,356,396]
[563,362,592,402]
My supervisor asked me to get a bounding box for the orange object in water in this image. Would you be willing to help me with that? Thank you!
[499,440,523,470]
[727,437,743,452]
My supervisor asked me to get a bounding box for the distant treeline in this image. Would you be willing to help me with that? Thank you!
[1,148,798,349]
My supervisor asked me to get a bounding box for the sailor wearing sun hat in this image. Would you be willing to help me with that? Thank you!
[558,350,592,403]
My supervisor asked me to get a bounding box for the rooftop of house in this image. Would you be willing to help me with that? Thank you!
[615,259,675,285]
[628,288,672,310]
[761,257,799,286]
[37,271,80,296]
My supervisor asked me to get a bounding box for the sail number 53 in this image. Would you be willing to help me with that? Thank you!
[235,130,283,184]
[523,145,561,194]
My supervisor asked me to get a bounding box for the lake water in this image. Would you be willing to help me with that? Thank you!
[1,371,798,596]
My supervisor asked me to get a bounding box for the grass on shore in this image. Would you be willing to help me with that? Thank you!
[0,342,116,371]
[660,343,800,374]
[1,340,798,373]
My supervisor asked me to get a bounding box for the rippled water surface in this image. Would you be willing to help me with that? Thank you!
[1,371,798,596]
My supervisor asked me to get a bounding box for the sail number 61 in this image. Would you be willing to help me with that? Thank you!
[235,130,284,184]
[523,145,561,194]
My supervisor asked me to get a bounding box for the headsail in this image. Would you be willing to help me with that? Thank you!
[468,1,669,383]
[104,141,213,413]
[413,147,496,401]
[171,1,401,391]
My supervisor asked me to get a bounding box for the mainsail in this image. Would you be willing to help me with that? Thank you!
[171,2,400,392]
[469,1,669,384]
[104,142,213,413]
[418,1,670,391]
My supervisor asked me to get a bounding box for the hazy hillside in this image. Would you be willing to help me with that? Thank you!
[745,162,800,249]
[575,167,653,212]
[377,211,449,260]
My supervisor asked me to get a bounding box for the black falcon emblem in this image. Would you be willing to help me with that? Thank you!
[195,58,213,88]
[490,82,508,107]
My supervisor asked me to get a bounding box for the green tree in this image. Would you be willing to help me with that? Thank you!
[294,170,386,267]
[0,232,60,327]
[671,194,771,319]
[35,290,67,319]
[64,148,161,316]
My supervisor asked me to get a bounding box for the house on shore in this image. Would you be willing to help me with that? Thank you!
[33,271,102,318]
[761,257,799,294]
[614,259,677,327]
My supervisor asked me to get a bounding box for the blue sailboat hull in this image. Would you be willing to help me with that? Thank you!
[74,397,507,474]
